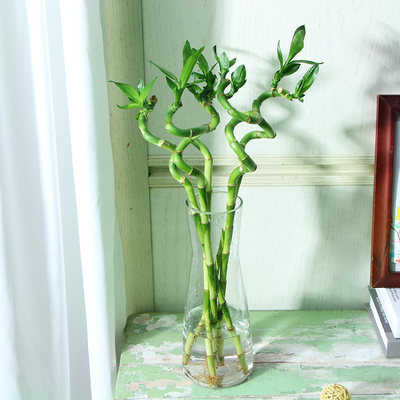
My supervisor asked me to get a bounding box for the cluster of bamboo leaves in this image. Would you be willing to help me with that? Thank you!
[111,25,320,114]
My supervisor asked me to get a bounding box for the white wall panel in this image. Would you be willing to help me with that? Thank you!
[139,0,400,311]
[151,185,372,311]
[142,0,400,157]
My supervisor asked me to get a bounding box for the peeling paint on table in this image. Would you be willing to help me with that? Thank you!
[115,311,400,399]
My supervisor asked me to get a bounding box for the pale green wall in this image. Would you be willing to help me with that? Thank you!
[105,0,154,315]
[106,0,400,312]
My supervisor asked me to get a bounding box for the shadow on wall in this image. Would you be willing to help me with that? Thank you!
[226,29,383,310]
[148,3,400,311]
[220,49,371,309]
[299,30,400,309]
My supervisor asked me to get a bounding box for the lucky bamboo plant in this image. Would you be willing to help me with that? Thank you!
[111,25,321,385]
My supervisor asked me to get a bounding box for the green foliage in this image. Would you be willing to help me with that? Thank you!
[219,52,230,70]
[148,43,205,105]
[294,64,320,101]
[110,78,157,110]
[230,65,246,95]
[182,40,192,65]
[110,81,141,104]
[281,62,301,77]
[277,40,283,68]
[271,25,321,95]
[197,53,209,75]
[179,47,204,89]
[112,25,322,115]
[139,78,157,102]
[148,60,178,82]
[287,25,306,64]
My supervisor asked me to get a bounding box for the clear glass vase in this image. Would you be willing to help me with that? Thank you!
[182,191,253,388]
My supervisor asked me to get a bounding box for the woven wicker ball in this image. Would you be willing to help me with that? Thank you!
[320,383,351,400]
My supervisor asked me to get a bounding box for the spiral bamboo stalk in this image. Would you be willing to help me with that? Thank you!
[164,102,219,139]
[191,139,213,210]
[164,97,220,376]
[217,86,294,295]
[112,28,321,385]
[138,111,176,153]
[165,99,220,326]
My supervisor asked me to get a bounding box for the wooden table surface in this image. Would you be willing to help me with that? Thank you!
[115,310,400,399]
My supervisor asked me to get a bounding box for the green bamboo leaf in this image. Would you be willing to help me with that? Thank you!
[295,79,304,94]
[282,62,301,76]
[293,60,323,65]
[191,80,206,85]
[182,40,193,65]
[219,52,229,70]
[211,74,218,88]
[299,64,319,93]
[197,53,209,75]
[212,45,219,64]
[110,81,141,104]
[148,60,178,82]
[137,79,145,93]
[117,102,141,109]
[205,71,218,89]
[287,25,306,63]
[277,40,283,68]
[179,46,205,88]
[192,72,205,80]
[165,76,178,90]
[139,77,157,101]
[232,65,246,87]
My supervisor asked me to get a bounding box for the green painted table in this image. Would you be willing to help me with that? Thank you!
[115,311,400,399]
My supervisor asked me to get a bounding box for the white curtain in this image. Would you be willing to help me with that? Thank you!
[0,1,126,399]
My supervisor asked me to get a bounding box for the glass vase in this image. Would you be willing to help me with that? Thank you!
[182,191,253,388]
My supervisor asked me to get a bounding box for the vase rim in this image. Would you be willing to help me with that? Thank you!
[185,190,243,215]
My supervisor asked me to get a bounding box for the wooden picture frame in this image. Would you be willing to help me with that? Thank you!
[371,95,400,287]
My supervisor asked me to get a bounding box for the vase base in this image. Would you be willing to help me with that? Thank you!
[183,353,253,388]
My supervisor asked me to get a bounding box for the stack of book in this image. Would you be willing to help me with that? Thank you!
[368,287,400,357]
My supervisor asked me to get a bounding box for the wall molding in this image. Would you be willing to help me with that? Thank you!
[148,155,375,187]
